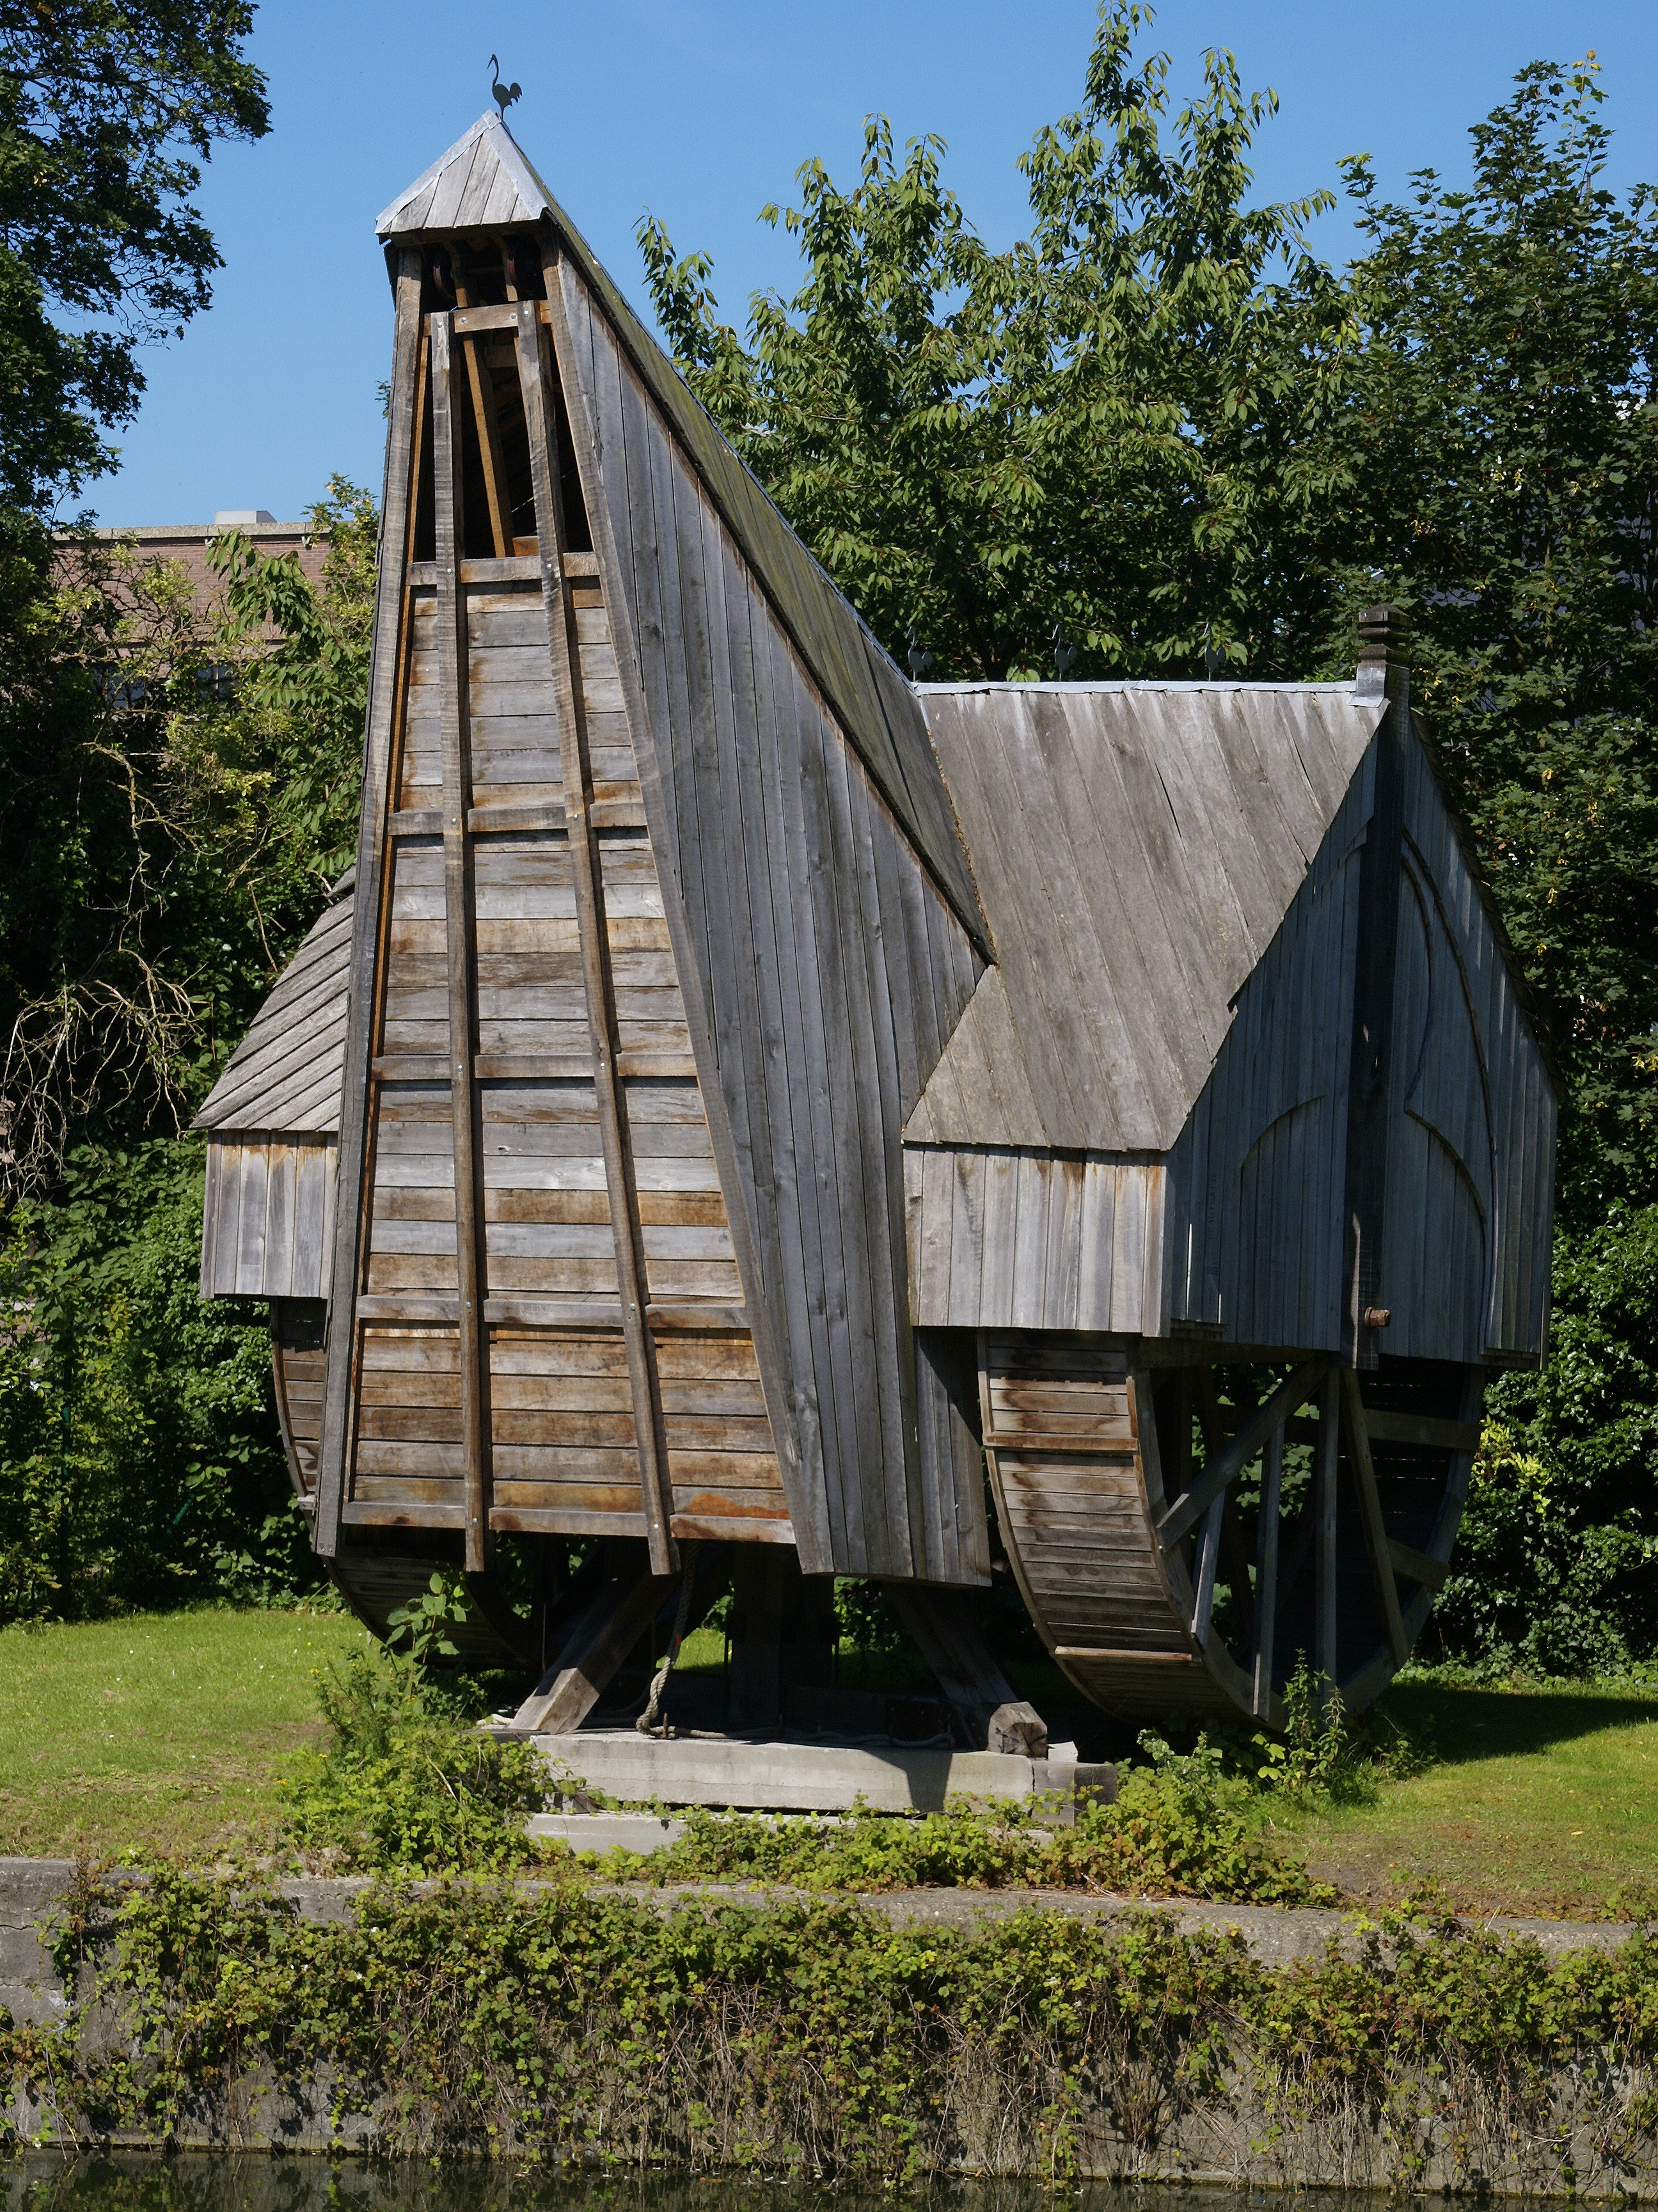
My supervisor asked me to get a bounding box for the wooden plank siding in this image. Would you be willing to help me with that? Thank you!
[1391,732,1556,1364]
[909,683,1389,1155]
[905,1149,1165,1334]
[201,1139,337,1301]
[908,688,1557,1370]
[1157,755,1371,1350]
[377,114,988,956]
[342,545,791,1545]
[242,257,796,1558]
[555,252,990,1583]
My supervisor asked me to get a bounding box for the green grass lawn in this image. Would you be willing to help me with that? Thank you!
[3,1609,1657,1915]
[0,1607,369,1861]
[1277,1675,1658,1918]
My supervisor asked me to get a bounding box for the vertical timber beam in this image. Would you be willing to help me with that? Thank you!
[314,247,424,1559]
[431,312,493,1572]
[1342,606,1409,1370]
[1315,1370,1340,1693]
[1341,1368,1409,1667]
[448,253,512,558]
[1190,1493,1222,1647]
[513,290,677,1578]
[542,242,824,1574]
[1252,1418,1284,1719]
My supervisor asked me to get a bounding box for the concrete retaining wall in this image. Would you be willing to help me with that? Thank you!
[3,1857,1654,2193]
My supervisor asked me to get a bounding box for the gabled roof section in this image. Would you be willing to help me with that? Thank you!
[376,112,549,238]
[379,115,986,949]
[193,879,353,1137]
[906,681,1391,1154]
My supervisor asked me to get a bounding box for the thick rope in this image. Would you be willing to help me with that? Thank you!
[636,1542,699,1737]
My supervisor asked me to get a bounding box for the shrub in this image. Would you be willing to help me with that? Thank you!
[279,1647,550,1876]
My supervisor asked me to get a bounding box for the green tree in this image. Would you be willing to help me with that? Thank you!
[0,1139,304,1622]
[0,489,374,1621]
[1326,59,1658,1219]
[639,4,1353,682]
[0,480,375,1194]
[0,0,269,510]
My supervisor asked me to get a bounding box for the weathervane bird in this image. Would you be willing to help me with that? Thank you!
[490,56,521,122]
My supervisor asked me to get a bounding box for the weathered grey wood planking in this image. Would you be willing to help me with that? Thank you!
[375,112,548,241]
[906,685,1556,1370]
[977,1332,1252,1723]
[377,113,986,958]
[1392,732,1556,1363]
[910,683,1387,1154]
[904,1149,1166,1334]
[306,280,788,1552]
[200,1139,337,1300]
[1158,761,1370,1350]
[558,257,988,1584]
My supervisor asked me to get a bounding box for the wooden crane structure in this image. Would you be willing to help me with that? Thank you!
[196,113,1558,1739]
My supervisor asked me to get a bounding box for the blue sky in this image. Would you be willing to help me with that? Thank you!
[84,0,1658,528]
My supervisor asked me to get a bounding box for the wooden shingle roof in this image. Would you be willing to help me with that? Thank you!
[193,878,353,1136]
[375,112,550,237]
[906,681,1391,1153]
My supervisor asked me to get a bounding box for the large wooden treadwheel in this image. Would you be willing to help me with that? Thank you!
[981,1333,1485,1728]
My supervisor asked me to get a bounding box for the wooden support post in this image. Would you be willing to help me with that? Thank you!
[514,295,677,1579]
[447,255,512,557]
[430,313,492,1574]
[513,1549,678,1734]
[462,336,512,557]
[1159,1355,1329,1550]
[406,323,430,571]
[729,1545,798,1731]
[314,247,425,1561]
[1191,1492,1224,1647]
[1386,1538,1448,1593]
[1252,1419,1284,1719]
[1315,1370,1340,1694]
[1274,1506,1316,1631]
[1196,1369,1254,1648]
[1341,1368,1409,1666]
[888,1584,1048,1755]
[1342,606,1409,1370]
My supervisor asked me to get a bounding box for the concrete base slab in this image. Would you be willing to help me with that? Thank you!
[532,1730,1115,1815]
[530,1812,688,1853]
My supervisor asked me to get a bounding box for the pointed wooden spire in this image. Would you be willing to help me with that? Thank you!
[377,112,551,239]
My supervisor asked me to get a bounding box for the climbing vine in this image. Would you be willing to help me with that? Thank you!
[4,1872,1658,2188]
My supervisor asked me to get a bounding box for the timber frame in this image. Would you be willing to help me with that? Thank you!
[192,112,1560,1737]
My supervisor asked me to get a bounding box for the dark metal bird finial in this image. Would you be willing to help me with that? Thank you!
[489,55,521,122]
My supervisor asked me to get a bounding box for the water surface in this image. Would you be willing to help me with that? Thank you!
[0,2160,1469,2212]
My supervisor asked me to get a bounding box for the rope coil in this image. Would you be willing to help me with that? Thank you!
[636,1542,699,1737]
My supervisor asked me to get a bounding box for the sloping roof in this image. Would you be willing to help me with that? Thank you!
[193,880,353,1136]
[904,681,1390,1155]
[375,112,549,237]
[375,115,987,952]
